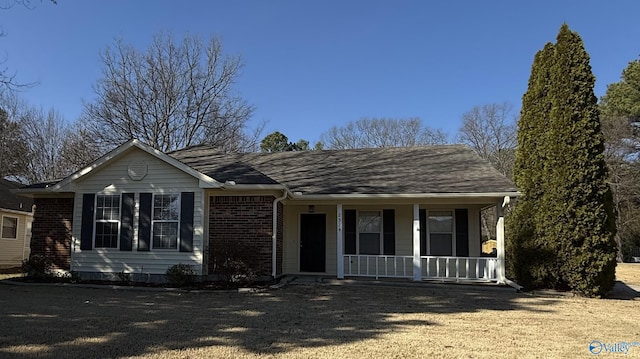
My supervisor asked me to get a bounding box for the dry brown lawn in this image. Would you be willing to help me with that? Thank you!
[1,266,639,359]
[616,263,640,287]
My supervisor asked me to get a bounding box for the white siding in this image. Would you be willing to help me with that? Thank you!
[0,210,33,267]
[71,149,205,275]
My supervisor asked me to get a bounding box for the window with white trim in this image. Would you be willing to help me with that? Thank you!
[152,194,180,249]
[95,195,120,248]
[428,210,454,256]
[358,211,382,255]
[1,216,18,239]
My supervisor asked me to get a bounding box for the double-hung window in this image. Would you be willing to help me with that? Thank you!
[94,195,120,248]
[152,194,180,250]
[428,210,454,256]
[1,216,18,239]
[358,211,382,255]
[344,209,394,255]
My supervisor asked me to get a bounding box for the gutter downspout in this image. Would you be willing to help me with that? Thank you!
[272,190,288,278]
[499,196,524,291]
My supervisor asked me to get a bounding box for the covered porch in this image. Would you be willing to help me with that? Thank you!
[282,196,511,284]
[338,200,508,283]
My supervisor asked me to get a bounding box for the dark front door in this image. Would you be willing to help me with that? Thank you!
[300,213,326,272]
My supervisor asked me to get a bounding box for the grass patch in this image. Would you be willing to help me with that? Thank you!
[0,278,638,358]
[616,262,640,287]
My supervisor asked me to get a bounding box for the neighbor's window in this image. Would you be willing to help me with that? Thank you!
[1,216,18,239]
[95,195,121,248]
[358,211,381,255]
[152,194,180,249]
[429,211,453,256]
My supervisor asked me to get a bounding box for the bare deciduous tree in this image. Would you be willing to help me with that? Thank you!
[1,91,90,183]
[82,32,255,153]
[457,103,518,246]
[0,92,30,180]
[320,117,448,149]
[20,107,72,183]
[600,59,640,261]
[457,102,517,179]
[601,115,640,261]
[60,122,104,172]
[0,107,28,178]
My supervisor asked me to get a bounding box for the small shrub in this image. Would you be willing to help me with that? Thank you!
[21,254,52,279]
[213,240,257,286]
[166,264,196,287]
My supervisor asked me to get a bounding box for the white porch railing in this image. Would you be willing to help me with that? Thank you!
[343,255,413,278]
[342,255,499,282]
[421,256,498,282]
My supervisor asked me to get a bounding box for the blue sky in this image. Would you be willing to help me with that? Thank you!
[3,1,640,145]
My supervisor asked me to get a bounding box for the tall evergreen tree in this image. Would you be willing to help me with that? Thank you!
[600,59,640,121]
[508,24,616,297]
[508,43,556,288]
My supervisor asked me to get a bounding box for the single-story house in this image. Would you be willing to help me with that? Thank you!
[0,178,34,268]
[16,139,520,283]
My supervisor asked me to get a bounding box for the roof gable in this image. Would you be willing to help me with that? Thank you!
[21,140,221,194]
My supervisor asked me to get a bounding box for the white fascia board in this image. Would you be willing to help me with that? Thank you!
[287,192,521,200]
[220,184,288,191]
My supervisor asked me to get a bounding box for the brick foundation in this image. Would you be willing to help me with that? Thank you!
[31,197,73,271]
[209,196,283,276]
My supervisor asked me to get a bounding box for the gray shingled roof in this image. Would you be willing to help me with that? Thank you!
[0,179,33,212]
[169,145,519,195]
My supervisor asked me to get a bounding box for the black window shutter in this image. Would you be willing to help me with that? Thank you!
[179,192,194,252]
[383,209,395,255]
[344,210,356,254]
[138,193,152,251]
[419,209,427,256]
[80,193,95,250]
[455,209,469,257]
[119,193,134,251]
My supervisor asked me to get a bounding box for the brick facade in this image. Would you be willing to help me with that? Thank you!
[31,197,74,270]
[209,196,284,276]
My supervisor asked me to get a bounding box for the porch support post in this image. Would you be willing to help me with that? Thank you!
[272,191,287,278]
[412,203,421,281]
[496,200,506,284]
[337,204,344,279]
